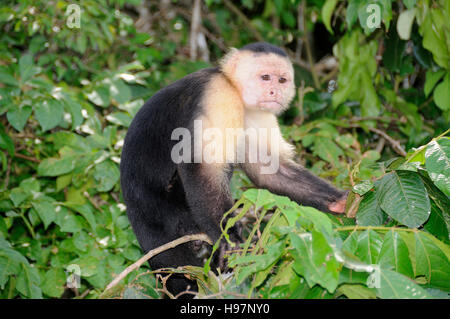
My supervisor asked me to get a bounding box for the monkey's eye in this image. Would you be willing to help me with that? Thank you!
[261,74,271,81]
[279,77,287,84]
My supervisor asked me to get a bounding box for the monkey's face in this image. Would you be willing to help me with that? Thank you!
[235,53,295,114]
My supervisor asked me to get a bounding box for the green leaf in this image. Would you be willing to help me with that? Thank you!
[322,0,338,33]
[425,138,450,196]
[402,0,417,10]
[290,230,340,293]
[63,98,84,129]
[0,256,20,288]
[41,268,66,297]
[420,173,450,236]
[38,156,77,177]
[7,106,32,131]
[110,79,131,104]
[9,187,30,206]
[424,70,445,97]
[105,111,132,127]
[415,232,450,290]
[337,284,376,299]
[87,86,110,107]
[354,229,383,264]
[35,99,64,131]
[312,136,344,164]
[424,201,449,244]
[70,255,99,277]
[230,241,285,285]
[376,171,431,228]
[356,190,386,226]
[58,214,83,233]
[93,160,120,192]
[242,188,277,209]
[376,268,432,299]
[31,200,57,229]
[345,0,359,28]
[419,7,450,69]
[433,74,450,111]
[65,203,97,231]
[0,67,18,86]
[19,54,39,82]
[16,264,42,298]
[19,178,40,193]
[353,180,374,195]
[377,230,414,277]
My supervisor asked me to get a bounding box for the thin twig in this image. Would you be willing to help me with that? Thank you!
[348,124,407,157]
[14,152,41,163]
[103,233,212,294]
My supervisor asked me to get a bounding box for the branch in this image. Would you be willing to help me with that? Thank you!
[348,124,407,157]
[366,127,407,157]
[103,233,212,294]
[14,152,41,163]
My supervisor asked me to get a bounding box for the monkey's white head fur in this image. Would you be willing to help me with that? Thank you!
[220,47,295,115]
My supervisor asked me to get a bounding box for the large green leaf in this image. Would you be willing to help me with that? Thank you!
[16,264,42,298]
[32,200,57,229]
[290,231,340,293]
[425,138,450,196]
[376,268,432,299]
[354,229,383,264]
[109,78,131,104]
[424,201,449,244]
[93,159,120,192]
[415,232,450,290]
[38,155,77,176]
[377,230,414,277]
[7,106,32,131]
[18,54,40,83]
[356,189,387,226]
[35,99,64,131]
[41,268,66,298]
[377,171,431,228]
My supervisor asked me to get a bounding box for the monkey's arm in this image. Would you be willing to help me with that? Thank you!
[242,160,347,214]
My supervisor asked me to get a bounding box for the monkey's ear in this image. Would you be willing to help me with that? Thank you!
[219,47,240,77]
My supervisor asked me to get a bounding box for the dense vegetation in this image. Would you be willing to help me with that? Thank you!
[0,0,448,299]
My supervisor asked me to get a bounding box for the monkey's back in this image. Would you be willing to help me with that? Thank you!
[120,67,220,226]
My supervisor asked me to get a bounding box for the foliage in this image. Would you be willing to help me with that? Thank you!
[0,0,448,299]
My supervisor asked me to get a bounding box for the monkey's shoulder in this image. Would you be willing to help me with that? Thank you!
[199,70,245,131]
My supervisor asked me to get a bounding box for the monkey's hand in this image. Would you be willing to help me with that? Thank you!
[327,191,349,214]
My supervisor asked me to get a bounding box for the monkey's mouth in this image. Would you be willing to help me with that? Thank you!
[259,101,282,109]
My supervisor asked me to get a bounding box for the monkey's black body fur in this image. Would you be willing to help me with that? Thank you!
[120,43,346,297]
[120,68,225,296]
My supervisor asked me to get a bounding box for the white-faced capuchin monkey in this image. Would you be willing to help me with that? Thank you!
[120,42,348,297]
